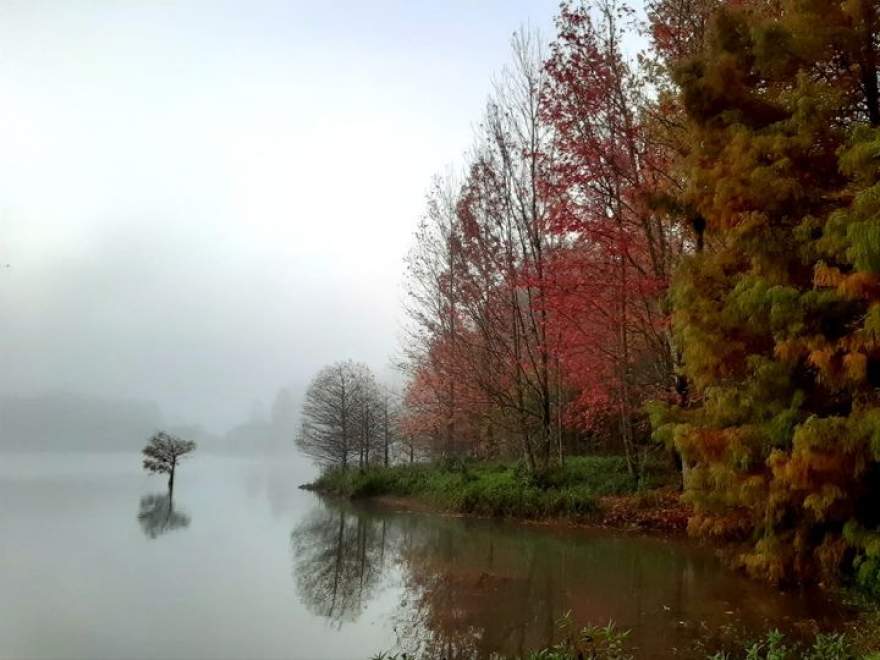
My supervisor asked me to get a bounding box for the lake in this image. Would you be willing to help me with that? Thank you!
[0,453,848,659]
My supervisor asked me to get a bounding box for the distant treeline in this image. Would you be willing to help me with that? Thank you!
[0,389,299,453]
[0,392,162,452]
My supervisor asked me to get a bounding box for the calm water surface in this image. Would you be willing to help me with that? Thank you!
[0,454,848,659]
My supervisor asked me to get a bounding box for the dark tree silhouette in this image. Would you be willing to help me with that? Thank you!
[297,360,382,471]
[137,493,190,539]
[142,431,196,496]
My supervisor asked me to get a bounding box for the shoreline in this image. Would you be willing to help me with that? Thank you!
[300,465,880,655]
[301,482,692,535]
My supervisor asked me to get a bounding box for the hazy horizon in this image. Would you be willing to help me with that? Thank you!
[0,0,558,435]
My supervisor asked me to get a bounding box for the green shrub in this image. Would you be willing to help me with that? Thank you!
[306,454,672,520]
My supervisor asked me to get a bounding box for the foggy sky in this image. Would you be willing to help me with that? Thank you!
[0,0,558,432]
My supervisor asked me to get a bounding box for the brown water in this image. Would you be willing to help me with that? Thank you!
[0,454,849,659]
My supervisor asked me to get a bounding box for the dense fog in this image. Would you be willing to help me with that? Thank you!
[0,0,556,449]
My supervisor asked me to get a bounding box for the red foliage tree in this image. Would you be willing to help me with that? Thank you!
[539,0,681,475]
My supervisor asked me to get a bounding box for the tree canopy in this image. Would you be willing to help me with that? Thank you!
[142,431,196,495]
[297,361,399,471]
[305,0,880,588]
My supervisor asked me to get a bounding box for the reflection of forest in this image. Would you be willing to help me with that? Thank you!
[394,523,843,659]
[291,499,843,659]
[290,503,392,627]
[390,520,705,659]
[137,493,190,539]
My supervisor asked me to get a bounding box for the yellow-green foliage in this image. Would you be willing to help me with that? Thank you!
[659,1,880,585]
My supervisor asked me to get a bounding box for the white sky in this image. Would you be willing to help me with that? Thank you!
[0,1,561,431]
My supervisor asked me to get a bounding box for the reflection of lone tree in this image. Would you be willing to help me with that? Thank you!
[137,493,190,539]
[142,431,196,495]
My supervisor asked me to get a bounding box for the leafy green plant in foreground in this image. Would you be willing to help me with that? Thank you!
[706,629,852,660]
[527,611,633,660]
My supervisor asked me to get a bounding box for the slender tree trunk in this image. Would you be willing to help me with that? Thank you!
[445,229,457,458]
[340,370,349,471]
[360,406,367,471]
[446,357,455,457]
[511,290,536,473]
[556,354,564,467]
[383,396,390,468]
[616,200,636,480]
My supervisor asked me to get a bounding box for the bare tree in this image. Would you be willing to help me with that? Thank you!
[297,360,379,471]
[402,29,559,471]
[142,431,197,496]
[458,29,558,472]
[379,386,401,468]
[351,367,382,471]
[402,175,465,459]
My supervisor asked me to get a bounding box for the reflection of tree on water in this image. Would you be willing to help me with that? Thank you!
[290,501,840,659]
[388,519,839,660]
[390,520,564,660]
[137,493,190,539]
[288,503,689,658]
[290,502,392,627]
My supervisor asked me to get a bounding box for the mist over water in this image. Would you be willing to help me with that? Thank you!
[1,3,872,658]
[0,454,846,660]
[0,0,559,433]
[0,387,300,454]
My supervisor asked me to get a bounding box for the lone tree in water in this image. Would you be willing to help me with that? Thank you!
[142,432,196,496]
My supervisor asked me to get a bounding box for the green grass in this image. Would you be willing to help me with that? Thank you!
[307,455,675,520]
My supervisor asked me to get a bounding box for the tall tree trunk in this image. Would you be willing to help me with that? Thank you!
[556,354,564,467]
[168,460,175,497]
[383,396,390,468]
[511,289,536,473]
[617,235,636,479]
[340,370,349,471]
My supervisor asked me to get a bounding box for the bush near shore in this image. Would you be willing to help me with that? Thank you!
[304,455,678,521]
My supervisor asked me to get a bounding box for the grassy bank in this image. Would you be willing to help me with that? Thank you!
[304,455,683,525]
